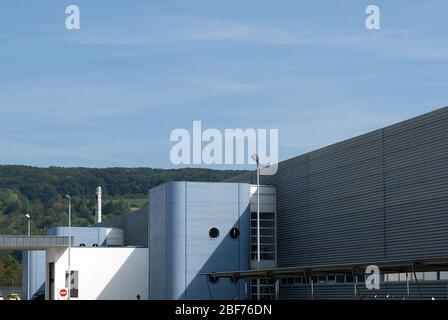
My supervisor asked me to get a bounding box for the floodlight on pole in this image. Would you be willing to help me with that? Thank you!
[65,194,72,301]
[251,153,261,300]
[25,212,31,300]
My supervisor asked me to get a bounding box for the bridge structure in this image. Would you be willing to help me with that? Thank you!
[0,235,71,250]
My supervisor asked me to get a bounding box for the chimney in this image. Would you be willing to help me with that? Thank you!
[95,186,102,224]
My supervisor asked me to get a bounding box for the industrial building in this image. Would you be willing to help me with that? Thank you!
[19,106,448,299]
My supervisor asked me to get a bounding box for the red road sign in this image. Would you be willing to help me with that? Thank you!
[59,289,68,297]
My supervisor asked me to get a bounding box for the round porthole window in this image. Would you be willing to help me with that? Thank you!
[209,227,220,239]
[230,227,240,239]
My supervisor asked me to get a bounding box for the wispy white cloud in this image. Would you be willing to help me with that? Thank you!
[42,12,448,61]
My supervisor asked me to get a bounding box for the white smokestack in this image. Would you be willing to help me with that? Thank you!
[96,186,102,224]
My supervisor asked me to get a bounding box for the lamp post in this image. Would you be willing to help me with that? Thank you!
[25,212,31,300]
[251,153,261,300]
[65,194,72,301]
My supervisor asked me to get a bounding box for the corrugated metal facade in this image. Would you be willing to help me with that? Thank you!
[280,281,448,300]
[228,106,448,298]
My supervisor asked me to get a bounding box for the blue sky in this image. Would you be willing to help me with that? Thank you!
[0,0,447,168]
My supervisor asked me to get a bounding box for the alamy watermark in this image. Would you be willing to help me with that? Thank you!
[365,265,380,290]
[170,121,279,175]
[66,5,80,30]
[365,5,380,30]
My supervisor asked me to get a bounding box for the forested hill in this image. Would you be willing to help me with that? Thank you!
[0,166,248,235]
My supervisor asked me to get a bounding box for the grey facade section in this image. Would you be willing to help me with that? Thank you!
[97,206,148,247]
[47,227,107,247]
[0,235,70,250]
[280,281,448,300]
[149,181,250,300]
[229,106,448,267]
[227,106,448,298]
[21,250,46,299]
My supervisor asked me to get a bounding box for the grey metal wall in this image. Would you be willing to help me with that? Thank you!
[47,227,107,247]
[97,206,148,247]
[149,181,251,300]
[229,106,448,267]
[280,281,448,300]
[21,250,46,299]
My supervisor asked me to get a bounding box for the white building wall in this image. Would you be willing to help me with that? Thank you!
[46,247,148,300]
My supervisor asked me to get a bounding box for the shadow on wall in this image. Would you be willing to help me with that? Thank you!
[96,249,148,300]
[180,208,251,300]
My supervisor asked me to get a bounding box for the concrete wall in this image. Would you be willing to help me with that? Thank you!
[46,247,148,300]
[149,181,251,300]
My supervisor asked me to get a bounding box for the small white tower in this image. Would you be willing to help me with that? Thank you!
[95,186,102,224]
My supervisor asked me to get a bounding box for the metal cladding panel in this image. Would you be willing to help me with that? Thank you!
[184,182,249,300]
[166,182,187,300]
[238,184,251,275]
[97,206,148,247]
[105,228,124,246]
[280,281,448,300]
[275,156,309,266]
[47,227,106,247]
[149,183,167,299]
[0,236,70,250]
[22,250,46,299]
[228,106,448,272]
[274,128,386,267]
[149,181,250,300]
[383,109,448,260]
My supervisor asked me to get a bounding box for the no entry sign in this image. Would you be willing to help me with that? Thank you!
[59,288,68,299]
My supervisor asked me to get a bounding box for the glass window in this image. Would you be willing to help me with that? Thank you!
[387,273,399,282]
[399,273,408,282]
[318,276,327,283]
[260,253,274,260]
[229,227,240,239]
[209,227,219,239]
[424,272,438,281]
